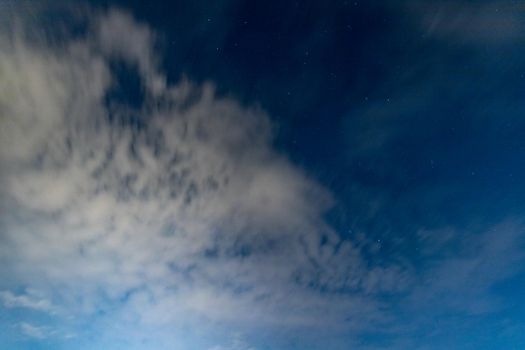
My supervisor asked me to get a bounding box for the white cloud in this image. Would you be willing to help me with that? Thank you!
[19,322,53,339]
[0,7,401,347]
[0,290,56,314]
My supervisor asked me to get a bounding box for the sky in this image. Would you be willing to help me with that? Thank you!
[1,1,525,349]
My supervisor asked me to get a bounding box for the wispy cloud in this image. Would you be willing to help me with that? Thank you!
[208,333,256,350]
[411,221,525,315]
[0,290,56,314]
[19,322,54,339]
[410,0,525,44]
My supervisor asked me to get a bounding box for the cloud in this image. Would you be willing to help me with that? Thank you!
[411,221,525,315]
[0,6,403,348]
[410,1,525,44]
[208,333,256,350]
[19,322,54,339]
[0,290,56,314]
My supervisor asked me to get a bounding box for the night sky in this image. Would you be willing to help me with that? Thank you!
[1,1,525,349]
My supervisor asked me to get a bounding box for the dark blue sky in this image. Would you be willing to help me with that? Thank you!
[1,1,525,349]
[94,0,525,251]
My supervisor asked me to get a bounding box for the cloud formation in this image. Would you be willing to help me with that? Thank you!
[1,5,524,350]
[0,7,402,348]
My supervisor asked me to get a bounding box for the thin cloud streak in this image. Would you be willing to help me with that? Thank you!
[0,290,57,314]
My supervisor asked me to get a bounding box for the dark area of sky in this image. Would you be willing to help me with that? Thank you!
[85,0,525,261]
